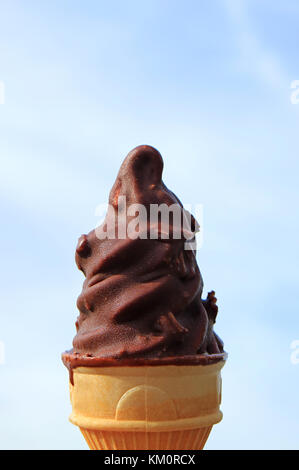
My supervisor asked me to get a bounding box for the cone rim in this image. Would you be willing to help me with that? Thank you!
[69,409,222,432]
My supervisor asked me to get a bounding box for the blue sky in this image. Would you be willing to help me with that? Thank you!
[0,0,298,449]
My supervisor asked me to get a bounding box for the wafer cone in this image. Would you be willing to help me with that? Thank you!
[68,361,225,450]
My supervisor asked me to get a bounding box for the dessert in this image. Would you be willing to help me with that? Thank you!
[62,145,226,450]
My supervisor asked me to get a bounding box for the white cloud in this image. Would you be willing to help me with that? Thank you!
[224,0,291,91]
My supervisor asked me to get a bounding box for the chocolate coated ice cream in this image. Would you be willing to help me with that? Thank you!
[62,146,225,376]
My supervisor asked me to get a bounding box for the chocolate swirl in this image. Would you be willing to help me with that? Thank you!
[67,145,224,363]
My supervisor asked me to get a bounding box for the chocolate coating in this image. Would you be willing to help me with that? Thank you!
[63,145,225,369]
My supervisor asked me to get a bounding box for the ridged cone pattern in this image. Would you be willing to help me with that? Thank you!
[80,426,212,450]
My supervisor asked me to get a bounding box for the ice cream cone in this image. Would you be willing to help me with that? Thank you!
[68,360,225,450]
